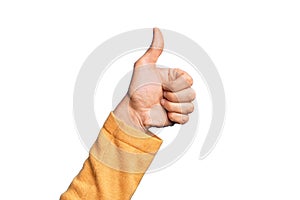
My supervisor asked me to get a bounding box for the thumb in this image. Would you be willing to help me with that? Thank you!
[135,28,164,67]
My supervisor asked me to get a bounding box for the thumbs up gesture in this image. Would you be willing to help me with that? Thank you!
[114,28,196,132]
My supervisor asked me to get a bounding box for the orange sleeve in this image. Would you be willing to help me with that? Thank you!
[60,112,162,200]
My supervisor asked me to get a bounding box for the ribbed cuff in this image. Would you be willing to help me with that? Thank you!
[90,112,163,173]
[103,112,162,154]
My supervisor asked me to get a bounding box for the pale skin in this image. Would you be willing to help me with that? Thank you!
[114,28,196,133]
[60,28,196,200]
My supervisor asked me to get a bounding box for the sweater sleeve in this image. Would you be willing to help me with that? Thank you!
[60,112,162,200]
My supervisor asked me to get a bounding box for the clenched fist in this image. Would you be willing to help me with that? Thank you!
[114,28,196,132]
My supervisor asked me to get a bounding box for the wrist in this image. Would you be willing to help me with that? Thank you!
[113,95,147,133]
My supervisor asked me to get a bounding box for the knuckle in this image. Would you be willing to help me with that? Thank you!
[185,75,193,86]
[188,103,194,113]
[189,89,196,100]
[181,115,189,124]
[184,115,189,123]
[180,72,193,86]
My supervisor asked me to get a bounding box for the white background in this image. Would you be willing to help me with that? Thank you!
[0,0,299,199]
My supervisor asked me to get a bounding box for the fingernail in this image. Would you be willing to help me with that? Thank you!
[161,99,165,105]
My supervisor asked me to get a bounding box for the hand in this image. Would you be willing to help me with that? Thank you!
[114,28,196,132]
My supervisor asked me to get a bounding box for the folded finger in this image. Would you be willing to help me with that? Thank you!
[162,68,193,92]
[161,99,194,114]
[167,112,189,124]
[163,87,196,103]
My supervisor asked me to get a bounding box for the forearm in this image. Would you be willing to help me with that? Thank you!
[60,112,162,200]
